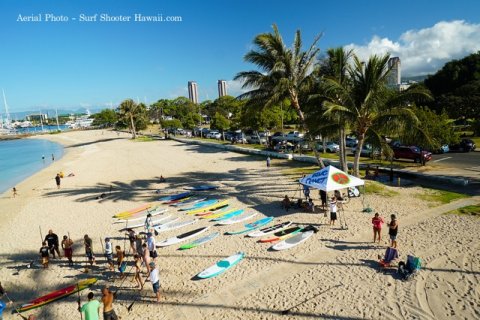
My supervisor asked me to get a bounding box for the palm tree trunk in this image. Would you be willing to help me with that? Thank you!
[353,131,366,177]
[339,127,348,172]
[291,94,325,168]
[130,114,137,139]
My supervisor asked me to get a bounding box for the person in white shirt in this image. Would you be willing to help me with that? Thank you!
[146,232,157,261]
[148,261,161,303]
[104,238,114,271]
[329,196,337,226]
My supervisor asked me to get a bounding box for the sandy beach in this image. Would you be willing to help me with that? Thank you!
[0,130,478,320]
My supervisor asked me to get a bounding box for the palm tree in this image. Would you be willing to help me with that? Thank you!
[118,99,141,139]
[323,53,431,176]
[234,24,325,167]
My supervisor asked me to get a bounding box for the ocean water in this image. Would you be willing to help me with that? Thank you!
[0,139,64,194]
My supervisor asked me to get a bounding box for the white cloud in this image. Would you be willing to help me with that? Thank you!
[226,79,248,97]
[344,20,480,77]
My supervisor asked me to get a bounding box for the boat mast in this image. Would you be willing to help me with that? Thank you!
[2,89,11,127]
[55,108,60,130]
[39,109,44,131]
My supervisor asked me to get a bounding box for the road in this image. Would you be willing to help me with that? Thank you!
[430,151,480,172]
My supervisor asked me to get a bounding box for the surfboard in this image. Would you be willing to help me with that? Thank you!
[184,185,218,191]
[118,215,172,231]
[163,196,192,205]
[171,197,207,207]
[271,230,314,251]
[179,199,218,211]
[178,232,220,250]
[159,191,191,202]
[113,208,167,223]
[16,278,97,313]
[195,204,230,216]
[113,203,154,218]
[154,219,198,233]
[247,221,292,237]
[156,226,209,247]
[258,226,303,243]
[202,208,243,220]
[196,252,244,279]
[225,217,273,235]
[185,200,229,215]
[211,209,244,221]
[216,212,258,225]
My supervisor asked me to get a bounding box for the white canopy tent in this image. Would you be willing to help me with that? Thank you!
[299,165,365,192]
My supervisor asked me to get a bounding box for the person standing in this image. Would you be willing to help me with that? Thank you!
[266,157,271,168]
[39,242,50,268]
[132,254,143,290]
[329,196,337,226]
[104,238,114,271]
[371,213,384,243]
[51,154,55,161]
[144,214,153,233]
[146,232,157,262]
[319,190,327,211]
[55,174,61,189]
[44,230,61,259]
[148,261,161,303]
[126,229,137,255]
[78,292,101,320]
[42,155,45,164]
[302,184,310,200]
[12,187,17,198]
[388,214,399,248]
[101,287,119,320]
[84,235,95,266]
[115,245,126,279]
[61,235,74,266]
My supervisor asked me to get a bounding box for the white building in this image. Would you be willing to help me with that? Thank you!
[217,80,227,98]
[387,57,401,88]
[188,81,199,104]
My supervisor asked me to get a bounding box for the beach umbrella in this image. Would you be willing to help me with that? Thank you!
[298,165,364,191]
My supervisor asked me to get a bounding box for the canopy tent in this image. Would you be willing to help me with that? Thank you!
[299,165,364,192]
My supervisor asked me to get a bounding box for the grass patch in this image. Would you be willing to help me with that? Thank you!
[416,189,469,204]
[446,204,480,217]
[364,180,399,197]
[133,136,154,142]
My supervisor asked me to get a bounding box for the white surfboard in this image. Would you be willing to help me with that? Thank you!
[156,226,209,247]
[113,208,167,223]
[197,252,244,279]
[247,221,292,237]
[216,212,258,225]
[118,215,172,231]
[154,219,198,233]
[271,230,314,251]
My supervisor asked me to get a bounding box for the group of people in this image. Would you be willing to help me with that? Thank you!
[371,213,399,248]
[39,229,74,268]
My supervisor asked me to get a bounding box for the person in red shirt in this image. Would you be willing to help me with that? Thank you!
[371,213,384,243]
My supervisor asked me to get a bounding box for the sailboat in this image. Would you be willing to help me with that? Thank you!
[1,89,15,135]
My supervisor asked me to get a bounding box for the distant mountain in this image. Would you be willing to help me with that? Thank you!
[7,107,109,121]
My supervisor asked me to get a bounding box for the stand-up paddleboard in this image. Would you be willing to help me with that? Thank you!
[179,232,220,250]
[184,185,218,191]
[150,217,180,229]
[16,278,97,313]
[186,200,228,215]
[196,252,244,279]
[225,217,273,235]
[217,212,258,225]
[171,197,207,207]
[211,209,244,221]
[118,215,172,231]
[271,229,315,251]
[113,207,167,223]
[159,191,191,202]
[247,221,292,237]
[196,204,230,216]
[163,196,192,205]
[202,208,242,220]
[157,227,209,247]
[113,203,154,218]
[179,199,218,211]
[258,226,303,243]
[154,219,198,233]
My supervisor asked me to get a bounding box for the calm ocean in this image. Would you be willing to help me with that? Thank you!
[0,139,64,194]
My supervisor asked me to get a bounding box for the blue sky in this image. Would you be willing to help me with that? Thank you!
[0,0,479,111]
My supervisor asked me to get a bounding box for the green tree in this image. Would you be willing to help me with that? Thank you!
[117,99,147,139]
[323,54,432,176]
[92,109,118,127]
[211,112,230,136]
[234,24,325,167]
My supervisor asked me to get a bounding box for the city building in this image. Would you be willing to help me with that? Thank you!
[387,57,401,88]
[188,81,199,104]
[217,80,227,98]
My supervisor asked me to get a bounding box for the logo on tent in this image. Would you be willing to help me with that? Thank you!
[331,172,350,185]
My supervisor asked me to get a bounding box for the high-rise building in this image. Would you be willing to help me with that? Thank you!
[217,80,227,98]
[387,57,401,88]
[188,81,199,104]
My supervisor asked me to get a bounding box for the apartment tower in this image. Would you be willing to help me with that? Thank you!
[387,57,401,87]
[188,81,199,104]
[217,80,227,98]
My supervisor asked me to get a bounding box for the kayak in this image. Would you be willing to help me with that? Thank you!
[16,278,97,313]
[179,232,220,250]
[156,227,209,247]
[197,252,244,279]
[159,191,191,202]
[211,208,245,221]
[113,203,154,218]
[247,221,292,237]
[186,200,229,215]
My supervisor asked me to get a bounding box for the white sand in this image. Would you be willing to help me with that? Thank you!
[0,130,478,320]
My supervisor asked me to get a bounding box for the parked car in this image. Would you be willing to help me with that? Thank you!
[271,132,287,143]
[393,146,432,163]
[351,144,380,157]
[286,131,304,142]
[449,139,476,152]
[233,131,247,144]
[345,137,358,147]
[433,144,450,154]
[248,133,267,144]
[207,130,221,139]
[316,141,340,153]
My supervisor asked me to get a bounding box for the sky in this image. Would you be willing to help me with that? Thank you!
[0,0,479,112]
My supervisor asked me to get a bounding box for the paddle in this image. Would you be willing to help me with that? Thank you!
[76,283,83,320]
[0,283,28,320]
[281,284,341,315]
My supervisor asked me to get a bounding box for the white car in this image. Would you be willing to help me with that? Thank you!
[316,141,340,153]
[286,131,304,142]
[207,131,221,139]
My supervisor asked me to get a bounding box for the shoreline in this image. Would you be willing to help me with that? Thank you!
[0,129,478,320]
